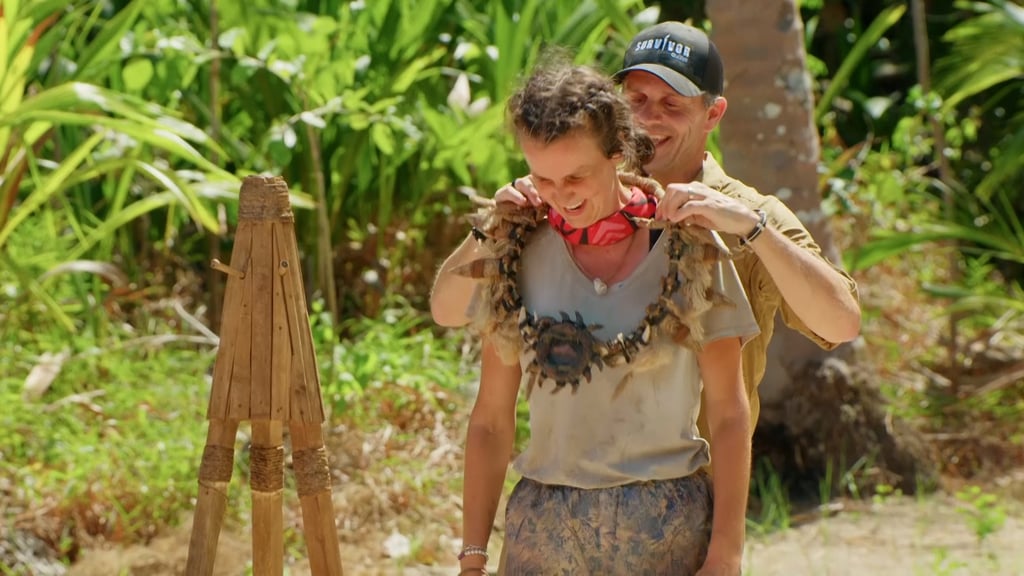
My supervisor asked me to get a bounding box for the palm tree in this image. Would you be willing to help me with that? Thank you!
[704,0,935,492]
[705,0,840,409]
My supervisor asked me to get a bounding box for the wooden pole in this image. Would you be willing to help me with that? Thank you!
[185,419,239,576]
[291,421,345,575]
[251,419,285,575]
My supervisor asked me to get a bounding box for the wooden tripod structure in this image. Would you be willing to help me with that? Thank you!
[185,176,344,575]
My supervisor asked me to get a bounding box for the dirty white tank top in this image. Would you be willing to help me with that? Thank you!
[512,226,759,488]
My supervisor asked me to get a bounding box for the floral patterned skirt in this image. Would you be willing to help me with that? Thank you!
[499,471,713,575]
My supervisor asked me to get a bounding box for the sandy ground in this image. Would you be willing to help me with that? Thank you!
[745,495,1024,576]
[63,490,1024,576]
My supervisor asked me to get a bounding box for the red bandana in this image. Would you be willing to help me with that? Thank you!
[548,186,658,246]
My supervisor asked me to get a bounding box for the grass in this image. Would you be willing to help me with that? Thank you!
[0,272,481,570]
[0,322,229,553]
[955,485,1008,546]
[747,459,792,536]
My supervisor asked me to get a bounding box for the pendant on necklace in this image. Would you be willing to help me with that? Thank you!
[593,277,608,295]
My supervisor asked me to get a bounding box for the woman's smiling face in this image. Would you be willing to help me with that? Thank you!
[519,129,625,229]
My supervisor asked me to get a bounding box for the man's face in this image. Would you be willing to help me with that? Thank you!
[621,71,722,181]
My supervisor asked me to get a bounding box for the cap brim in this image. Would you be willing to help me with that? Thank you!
[613,64,702,97]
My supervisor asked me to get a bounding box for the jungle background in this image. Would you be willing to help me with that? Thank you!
[2,0,1024,574]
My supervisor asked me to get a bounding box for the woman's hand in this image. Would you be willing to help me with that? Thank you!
[495,176,544,206]
[457,557,489,575]
[695,555,742,576]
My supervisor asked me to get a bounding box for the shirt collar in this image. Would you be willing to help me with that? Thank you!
[697,152,729,189]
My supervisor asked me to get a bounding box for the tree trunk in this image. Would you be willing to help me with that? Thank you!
[706,0,840,408]
[704,0,937,494]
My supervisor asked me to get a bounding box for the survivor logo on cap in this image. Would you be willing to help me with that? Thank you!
[615,21,724,97]
[632,35,694,63]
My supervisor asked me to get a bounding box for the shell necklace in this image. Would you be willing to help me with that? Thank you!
[567,231,640,295]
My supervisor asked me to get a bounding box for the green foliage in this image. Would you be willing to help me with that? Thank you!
[514,394,531,453]
[881,378,1024,481]
[908,384,1024,439]
[836,82,1024,330]
[813,4,908,124]
[955,485,1007,544]
[0,322,227,549]
[0,291,476,561]
[935,1,1024,109]
[747,459,791,535]
[934,0,1024,202]
[1,0,652,324]
[1,0,237,330]
[917,547,969,576]
[872,483,903,506]
[308,297,476,415]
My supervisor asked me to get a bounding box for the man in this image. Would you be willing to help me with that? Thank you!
[432,21,861,438]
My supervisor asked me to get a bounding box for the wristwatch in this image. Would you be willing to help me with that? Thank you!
[739,209,768,246]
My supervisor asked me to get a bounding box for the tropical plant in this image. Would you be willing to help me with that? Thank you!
[1,0,654,329]
[112,0,650,322]
[811,3,909,125]
[934,0,1024,201]
[843,0,1024,337]
[1,0,236,332]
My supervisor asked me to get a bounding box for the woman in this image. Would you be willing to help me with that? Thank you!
[435,57,759,576]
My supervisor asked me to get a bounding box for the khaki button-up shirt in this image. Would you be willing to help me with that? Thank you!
[695,155,858,432]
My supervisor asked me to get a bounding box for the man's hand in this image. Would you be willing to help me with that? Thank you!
[657,182,761,237]
[495,176,544,206]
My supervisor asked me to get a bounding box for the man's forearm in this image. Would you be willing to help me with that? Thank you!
[749,226,861,343]
[461,421,515,568]
[430,234,489,327]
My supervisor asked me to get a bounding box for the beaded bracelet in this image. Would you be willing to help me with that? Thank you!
[739,209,768,246]
[457,544,489,561]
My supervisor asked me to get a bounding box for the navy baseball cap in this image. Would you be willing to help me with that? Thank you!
[614,21,724,97]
